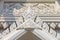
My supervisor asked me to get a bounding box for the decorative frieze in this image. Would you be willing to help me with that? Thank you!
[3,2,60,17]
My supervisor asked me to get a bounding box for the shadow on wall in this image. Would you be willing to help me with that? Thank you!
[57,0,60,5]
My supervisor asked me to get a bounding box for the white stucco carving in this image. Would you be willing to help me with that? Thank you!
[43,22,49,32]
[3,3,55,17]
[0,1,60,40]
[50,23,56,29]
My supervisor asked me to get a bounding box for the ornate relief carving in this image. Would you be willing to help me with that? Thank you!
[0,2,60,40]
[3,3,56,17]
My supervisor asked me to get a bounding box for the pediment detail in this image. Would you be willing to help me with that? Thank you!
[17,19,42,29]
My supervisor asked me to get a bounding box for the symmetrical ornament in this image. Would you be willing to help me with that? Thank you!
[0,2,60,40]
